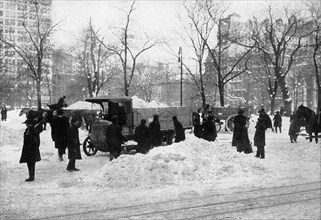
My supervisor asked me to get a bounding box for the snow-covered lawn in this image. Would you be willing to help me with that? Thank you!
[0,109,320,219]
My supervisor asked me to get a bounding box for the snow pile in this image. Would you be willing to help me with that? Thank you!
[65,101,100,110]
[132,95,168,108]
[84,135,267,189]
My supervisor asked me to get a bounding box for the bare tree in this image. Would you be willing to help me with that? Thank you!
[249,5,313,116]
[75,19,116,97]
[0,0,59,109]
[191,0,254,107]
[305,0,321,110]
[97,1,162,96]
[178,1,216,107]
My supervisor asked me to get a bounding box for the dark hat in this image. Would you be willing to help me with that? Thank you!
[258,108,265,113]
[172,116,177,121]
[141,119,146,125]
[238,109,244,114]
[111,115,118,123]
[153,114,159,119]
[71,115,82,123]
[208,115,214,120]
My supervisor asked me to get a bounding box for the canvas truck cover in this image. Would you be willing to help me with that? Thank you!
[133,106,192,131]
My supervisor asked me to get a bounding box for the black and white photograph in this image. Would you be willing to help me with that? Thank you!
[0,0,320,219]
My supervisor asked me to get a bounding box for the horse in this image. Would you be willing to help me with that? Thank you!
[19,108,54,130]
[294,105,321,143]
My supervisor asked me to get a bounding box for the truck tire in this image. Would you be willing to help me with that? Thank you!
[83,136,98,156]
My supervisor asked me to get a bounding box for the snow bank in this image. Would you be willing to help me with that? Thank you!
[84,135,267,189]
[65,101,100,110]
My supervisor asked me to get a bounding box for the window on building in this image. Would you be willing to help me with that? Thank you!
[5,3,15,10]
[0,11,3,17]
[0,3,3,9]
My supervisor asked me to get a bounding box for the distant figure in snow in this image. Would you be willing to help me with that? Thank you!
[232,109,252,154]
[66,116,82,171]
[134,119,150,154]
[288,112,300,143]
[273,111,282,133]
[149,114,162,147]
[201,115,217,142]
[258,108,274,132]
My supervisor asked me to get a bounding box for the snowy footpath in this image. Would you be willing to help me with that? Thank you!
[0,110,320,219]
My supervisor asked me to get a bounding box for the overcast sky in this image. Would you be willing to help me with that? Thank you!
[50,0,309,61]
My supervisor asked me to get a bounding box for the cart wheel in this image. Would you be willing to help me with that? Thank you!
[83,137,97,156]
[225,114,237,133]
[215,121,221,133]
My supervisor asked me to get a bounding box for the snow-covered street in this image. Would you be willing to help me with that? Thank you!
[0,109,320,219]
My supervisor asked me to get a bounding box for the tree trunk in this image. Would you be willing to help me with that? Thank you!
[219,81,224,107]
[37,78,41,110]
[270,96,276,116]
[278,76,292,116]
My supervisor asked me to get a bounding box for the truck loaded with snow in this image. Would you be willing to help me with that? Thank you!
[82,95,193,156]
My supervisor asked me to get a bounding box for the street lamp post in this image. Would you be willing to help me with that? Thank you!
[178,47,183,106]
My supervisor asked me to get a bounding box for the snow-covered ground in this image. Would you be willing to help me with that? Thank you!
[0,101,320,219]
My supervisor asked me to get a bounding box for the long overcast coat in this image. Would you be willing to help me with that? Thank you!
[202,119,217,142]
[67,124,82,160]
[149,116,162,147]
[20,123,43,163]
[173,119,185,143]
[233,114,252,153]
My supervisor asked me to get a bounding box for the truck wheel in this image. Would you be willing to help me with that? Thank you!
[215,121,221,132]
[83,137,97,156]
[225,114,237,133]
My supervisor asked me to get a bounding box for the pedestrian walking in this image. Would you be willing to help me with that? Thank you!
[106,116,126,161]
[134,119,150,154]
[254,117,266,159]
[258,108,274,132]
[149,114,162,147]
[66,116,82,171]
[273,111,282,133]
[202,115,217,142]
[232,109,252,154]
[19,118,44,181]
[172,116,185,143]
[53,109,69,161]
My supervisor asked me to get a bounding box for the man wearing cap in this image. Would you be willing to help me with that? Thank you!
[19,118,44,181]
[134,119,150,154]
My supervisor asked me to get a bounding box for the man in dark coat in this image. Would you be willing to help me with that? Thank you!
[254,117,266,159]
[20,118,44,181]
[273,111,282,133]
[106,116,126,161]
[149,114,162,147]
[172,116,185,143]
[53,109,69,161]
[134,119,150,154]
[66,116,82,171]
[259,108,273,131]
[202,115,217,142]
[232,109,252,154]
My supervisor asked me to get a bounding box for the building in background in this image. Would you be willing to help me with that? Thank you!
[0,0,52,108]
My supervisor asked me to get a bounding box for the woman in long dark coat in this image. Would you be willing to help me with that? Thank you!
[232,109,252,154]
[254,117,266,159]
[20,119,44,182]
[202,115,217,142]
[66,116,82,171]
[149,114,162,147]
